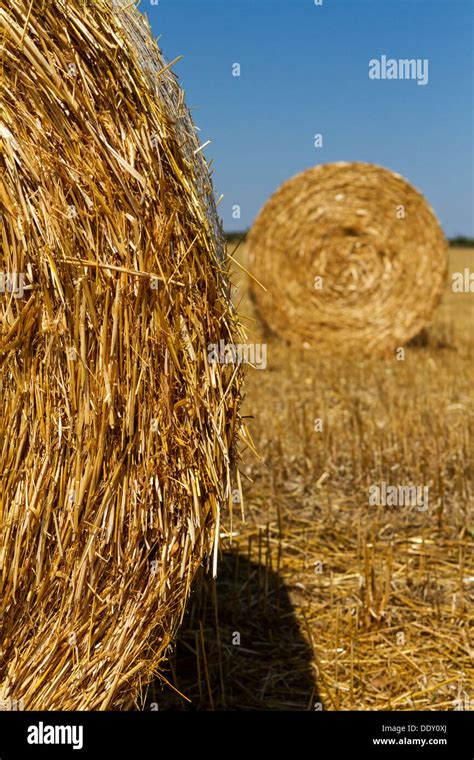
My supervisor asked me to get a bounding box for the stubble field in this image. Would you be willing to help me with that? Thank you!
[150,245,473,711]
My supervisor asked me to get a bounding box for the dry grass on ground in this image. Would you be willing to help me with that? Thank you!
[147,246,473,711]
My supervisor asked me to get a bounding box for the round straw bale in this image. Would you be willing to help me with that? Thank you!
[248,162,448,353]
[0,0,243,709]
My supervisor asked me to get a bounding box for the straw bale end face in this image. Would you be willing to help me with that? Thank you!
[0,0,243,709]
[248,162,448,354]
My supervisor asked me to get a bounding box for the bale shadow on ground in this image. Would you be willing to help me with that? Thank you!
[146,547,320,711]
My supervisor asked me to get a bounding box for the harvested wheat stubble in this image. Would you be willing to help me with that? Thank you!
[248,162,448,354]
[0,0,244,710]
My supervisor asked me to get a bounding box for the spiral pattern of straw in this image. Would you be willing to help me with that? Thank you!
[248,162,448,353]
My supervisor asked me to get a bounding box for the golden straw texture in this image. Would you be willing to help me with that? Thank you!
[248,162,448,353]
[0,0,243,709]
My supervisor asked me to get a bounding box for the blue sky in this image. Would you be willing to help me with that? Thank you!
[143,0,473,236]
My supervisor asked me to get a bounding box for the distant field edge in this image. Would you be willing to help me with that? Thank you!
[225,232,474,248]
